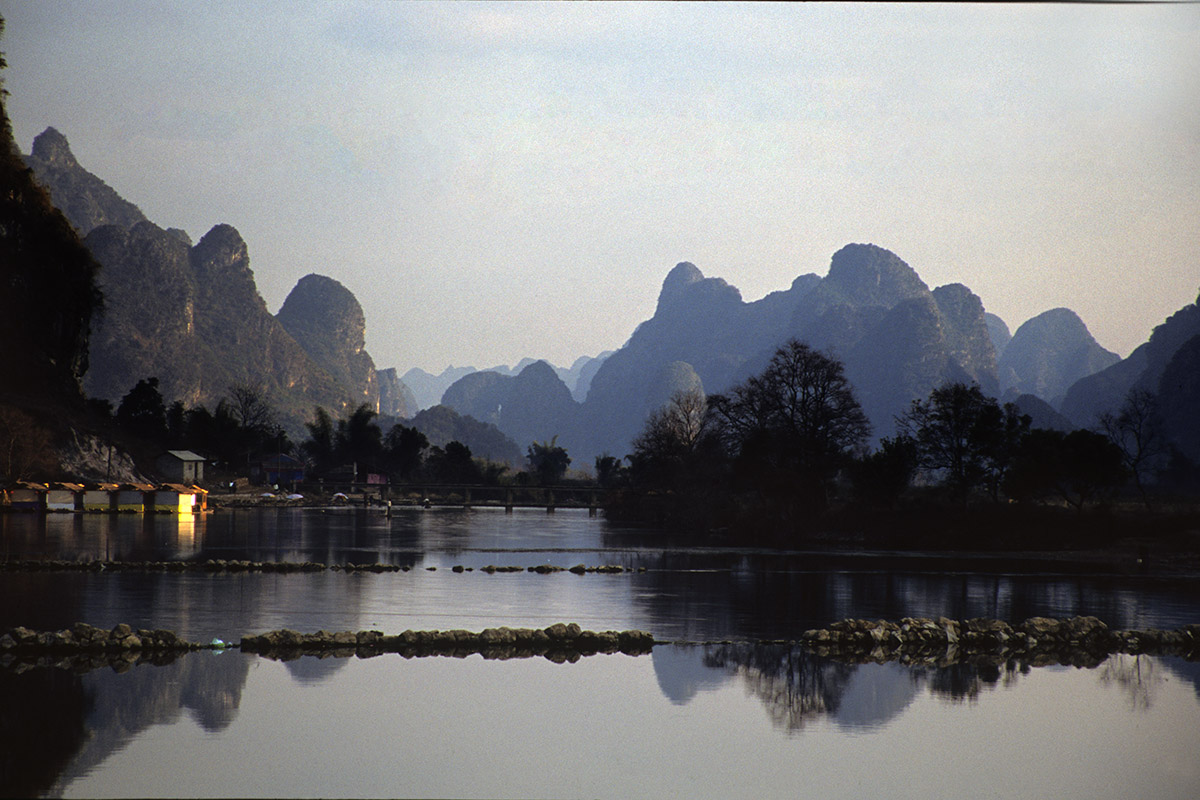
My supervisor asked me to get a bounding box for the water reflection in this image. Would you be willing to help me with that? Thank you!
[6,509,1200,797]
[0,568,379,644]
[629,549,1200,641]
[662,643,1200,737]
[650,644,731,704]
[7,644,1199,798]
[1,512,205,563]
[284,654,349,686]
[5,509,1200,649]
[0,651,250,798]
[0,667,88,798]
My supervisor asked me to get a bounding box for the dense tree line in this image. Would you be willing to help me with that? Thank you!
[93,378,292,472]
[301,404,576,487]
[614,340,872,529]
[613,338,1177,540]
[93,375,578,488]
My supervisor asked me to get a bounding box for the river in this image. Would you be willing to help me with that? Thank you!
[2,507,1199,798]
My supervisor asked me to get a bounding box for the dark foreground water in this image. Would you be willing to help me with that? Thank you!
[3,508,1200,798]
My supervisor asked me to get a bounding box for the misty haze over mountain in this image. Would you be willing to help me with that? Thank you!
[18,124,1200,470]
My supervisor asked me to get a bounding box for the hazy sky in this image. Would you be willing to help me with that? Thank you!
[3,2,1198,373]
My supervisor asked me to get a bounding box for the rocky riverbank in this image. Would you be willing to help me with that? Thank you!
[800,616,1200,667]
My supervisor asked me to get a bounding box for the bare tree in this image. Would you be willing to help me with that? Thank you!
[635,388,709,458]
[227,383,275,434]
[1100,388,1166,510]
[630,388,710,491]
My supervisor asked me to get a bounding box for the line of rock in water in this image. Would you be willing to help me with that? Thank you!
[240,623,658,662]
[0,623,210,673]
[1,622,204,653]
[0,622,658,672]
[800,616,1200,667]
[10,617,1200,674]
[0,559,641,575]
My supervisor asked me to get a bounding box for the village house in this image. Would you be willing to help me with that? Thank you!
[46,482,84,512]
[154,483,208,513]
[5,481,47,511]
[83,483,119,512]
[156,450,206,484]
[259,453,305,486]
[116,483,155,513]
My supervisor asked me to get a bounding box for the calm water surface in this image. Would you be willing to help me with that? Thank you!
[3,508,1199,798]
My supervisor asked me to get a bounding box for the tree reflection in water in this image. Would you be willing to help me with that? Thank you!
[698,643,1200,737]
[699,644,1047,734]
[703,644,856,731]
[1099,653,1165,711]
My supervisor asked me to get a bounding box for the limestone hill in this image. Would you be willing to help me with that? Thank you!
[24,128,381,436]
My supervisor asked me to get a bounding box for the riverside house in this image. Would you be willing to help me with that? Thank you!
[154,483,208,513]
[116,483,155,512]
[83,483,120,512]
[46,482,84,512]
[5,481,47,511]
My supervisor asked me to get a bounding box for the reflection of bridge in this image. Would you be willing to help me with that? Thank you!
[322,483,602,514]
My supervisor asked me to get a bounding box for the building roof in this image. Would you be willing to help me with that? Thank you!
[262,453,305,468]
[161,450,206,462]
[159,483,207,494]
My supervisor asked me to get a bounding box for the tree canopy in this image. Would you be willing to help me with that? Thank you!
[527,436,571,485]
[895,383,1029,501]
[707,340,870,510]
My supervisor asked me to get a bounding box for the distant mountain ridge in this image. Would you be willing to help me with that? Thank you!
[571,244,1009,461]
[1059,290,1200,462]
[376,368,417,418]
[438,243,1127,465]
[25,128,1156,469]
[400,351,612,414]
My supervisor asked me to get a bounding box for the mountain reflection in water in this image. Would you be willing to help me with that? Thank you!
[6,645,1200,798]
[2,651,250,798]
[4,508,1200,797]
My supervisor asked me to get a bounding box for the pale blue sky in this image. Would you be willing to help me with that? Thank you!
[3,2,1198,373]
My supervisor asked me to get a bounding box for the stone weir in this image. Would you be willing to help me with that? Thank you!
[0,623,212,673]
[800,616,1200,668]
[0,559,640,575]
[240,623,658,662]
[0,623,658,672]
